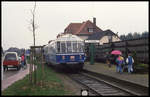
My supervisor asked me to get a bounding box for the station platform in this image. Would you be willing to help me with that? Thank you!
[83,62,148,87]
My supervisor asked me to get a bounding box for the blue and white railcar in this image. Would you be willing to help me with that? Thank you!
[44,34,86,71]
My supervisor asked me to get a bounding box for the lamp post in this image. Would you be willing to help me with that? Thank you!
[90,44,95,65]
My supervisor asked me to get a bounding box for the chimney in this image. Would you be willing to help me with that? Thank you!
[93,17,96,25]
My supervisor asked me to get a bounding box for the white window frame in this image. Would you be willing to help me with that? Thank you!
[88,28,94,33]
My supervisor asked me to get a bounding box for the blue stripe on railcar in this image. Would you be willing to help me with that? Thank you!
[56,53,85,64]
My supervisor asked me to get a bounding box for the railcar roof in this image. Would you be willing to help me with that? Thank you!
[56,34,83,42]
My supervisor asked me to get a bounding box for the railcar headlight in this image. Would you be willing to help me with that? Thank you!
[62,56,65,60]
[80,55,82,59]
[70,56,75,60]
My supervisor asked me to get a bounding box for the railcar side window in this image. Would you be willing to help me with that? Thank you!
[61,42,66,53]
[67,41,72,53]
[57,42,60,53]
[46,47,48,54]
[45,47,48,54]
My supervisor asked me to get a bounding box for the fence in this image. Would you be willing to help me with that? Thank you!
[85,37,149,64]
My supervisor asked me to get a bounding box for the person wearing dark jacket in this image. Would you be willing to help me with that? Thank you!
[106,54,111,67]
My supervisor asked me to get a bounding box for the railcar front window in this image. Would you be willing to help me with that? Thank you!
[73,42,77,52]
[67,41,72,53]
[78,42,84,52]
[57,42,60,53]
[61,42,66,53]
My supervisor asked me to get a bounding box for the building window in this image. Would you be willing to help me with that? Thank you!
[88,28,94,32]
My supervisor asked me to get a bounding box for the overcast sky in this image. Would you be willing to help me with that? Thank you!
[2,1,148,50]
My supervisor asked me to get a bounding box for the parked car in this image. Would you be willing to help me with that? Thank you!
[3,52,21,71]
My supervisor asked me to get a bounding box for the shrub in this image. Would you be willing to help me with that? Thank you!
[132,51,139,67]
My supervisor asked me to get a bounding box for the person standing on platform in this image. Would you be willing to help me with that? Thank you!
[106,52,111,68]
[116,55,124,73]
[115,55,119,72]
[126,53,134,73]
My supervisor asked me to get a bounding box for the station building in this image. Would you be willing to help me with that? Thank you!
[58,17,120,45]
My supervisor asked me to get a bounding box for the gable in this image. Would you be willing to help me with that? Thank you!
[76,20,103,34]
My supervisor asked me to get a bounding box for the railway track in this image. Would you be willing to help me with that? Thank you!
[83,69,148,96]
[68,73,142,96]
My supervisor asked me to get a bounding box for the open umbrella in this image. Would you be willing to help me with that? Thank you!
[111,50,122,55]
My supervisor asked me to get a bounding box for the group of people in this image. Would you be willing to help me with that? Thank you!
[106,53,134,74]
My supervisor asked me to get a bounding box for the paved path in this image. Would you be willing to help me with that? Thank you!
[1,64,34,91]
[3,68,22,80]
[83,62,148,87]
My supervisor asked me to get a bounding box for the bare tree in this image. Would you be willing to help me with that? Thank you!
[28,2,38,85]
[30,2,37,46]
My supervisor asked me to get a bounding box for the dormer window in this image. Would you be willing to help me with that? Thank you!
[88,28,94,32]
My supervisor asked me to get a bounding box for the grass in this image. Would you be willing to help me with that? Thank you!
[2,59,73,96]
